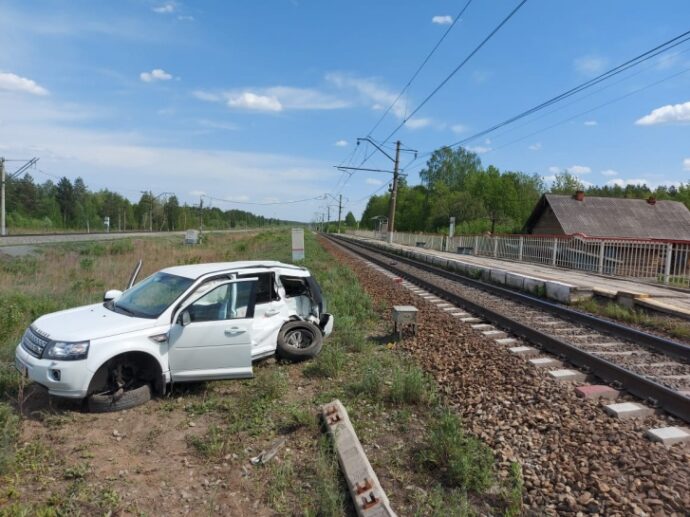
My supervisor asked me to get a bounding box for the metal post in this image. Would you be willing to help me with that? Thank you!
[474,235,479,256]
[552,238,558,266]
[337,194,342,233]
[387,140,401,244]
[598,241,605,274]
[664,243,673,284]
[518,236,524,261]
[493,236,498,257]
[0,157,5,237]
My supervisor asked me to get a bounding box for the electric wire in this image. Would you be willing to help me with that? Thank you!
[366,0,474,137]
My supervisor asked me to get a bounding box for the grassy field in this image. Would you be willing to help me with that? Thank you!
[0,230,521,516]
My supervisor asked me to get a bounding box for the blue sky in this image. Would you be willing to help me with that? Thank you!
[1,0,689,221]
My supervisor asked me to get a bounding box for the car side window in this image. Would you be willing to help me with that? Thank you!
[187,282,255,321]
[238,273,278,304]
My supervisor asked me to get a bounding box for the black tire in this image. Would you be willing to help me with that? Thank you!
[87,383,151,413]
[276,321,323,361]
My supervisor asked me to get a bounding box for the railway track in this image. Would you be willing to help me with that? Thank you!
[326,234,690,424]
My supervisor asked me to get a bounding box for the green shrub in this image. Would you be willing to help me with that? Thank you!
[303,344,346,379]
[0,402,20,474]
[108,239,133,255]
[420,410,494,492]
[389,365,435,405]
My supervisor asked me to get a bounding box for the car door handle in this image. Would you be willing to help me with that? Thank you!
[225,328,246,336]
[264,309,280,317]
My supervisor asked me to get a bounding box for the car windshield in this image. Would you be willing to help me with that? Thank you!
[111,272,194,318]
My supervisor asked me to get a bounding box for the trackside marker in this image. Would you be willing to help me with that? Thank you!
[575,385,620,400]
[322,400,396,516]
[604,402,654,420]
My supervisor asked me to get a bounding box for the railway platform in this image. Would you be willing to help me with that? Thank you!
[344,234,690,319]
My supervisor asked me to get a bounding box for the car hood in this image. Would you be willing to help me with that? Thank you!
[32,303,156,342]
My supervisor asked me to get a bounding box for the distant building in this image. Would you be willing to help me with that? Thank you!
[523,192,690,240]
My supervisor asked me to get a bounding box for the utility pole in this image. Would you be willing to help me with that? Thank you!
[387,140,401,241]
[335,138,414,243]
[1,157,39,237]
[338,194,343,233]
[0,158,5,237]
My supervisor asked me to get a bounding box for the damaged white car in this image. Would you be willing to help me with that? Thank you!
[15,261,333,412]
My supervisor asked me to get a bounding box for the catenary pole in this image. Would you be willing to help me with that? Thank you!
[387,141,402,243]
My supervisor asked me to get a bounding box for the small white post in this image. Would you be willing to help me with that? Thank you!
[598,241,605,274]
[493,236,498,257]
[473,235,479,256]
[552,238,558,266]
[518,236,524,261]
[664,243,673,284]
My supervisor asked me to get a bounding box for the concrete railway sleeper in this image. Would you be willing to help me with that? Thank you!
[326,234,690,426]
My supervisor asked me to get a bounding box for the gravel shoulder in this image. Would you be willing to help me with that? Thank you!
[324,237,690,516]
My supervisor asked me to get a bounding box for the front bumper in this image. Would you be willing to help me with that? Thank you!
[15,344,90,399]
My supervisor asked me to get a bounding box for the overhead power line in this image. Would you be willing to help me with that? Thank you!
[378,0,529,146]
[202,194,325,207]
[447,28,690,149]
[366,0,474,137]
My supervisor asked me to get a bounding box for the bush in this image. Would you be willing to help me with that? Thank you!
[109,239,134,255]
[389,365,435,405]
[303,344,346,379]
[0,402,20,474]
[420,410,495,492]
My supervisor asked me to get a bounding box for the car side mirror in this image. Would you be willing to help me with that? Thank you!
[179,310,191,327]
[104,289,123,302]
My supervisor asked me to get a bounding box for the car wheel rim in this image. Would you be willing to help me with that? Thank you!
[286,328,313,349]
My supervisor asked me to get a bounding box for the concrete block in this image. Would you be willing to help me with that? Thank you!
[547,369,587,382]
[495,338,518,345]
[480,268,492,282]
[575,385,620,400]
[322,400,395,516]
[545,280,577,304]
[528,357,563,368]
[490,269,507,285]
[523,276,547,296]
[460,317,482,323]
[483,330,508,339]
[604,402,654,420]
[646,426,690,446]
[471,323,495,331]
[509,346,539,358]
[505,273,525,290]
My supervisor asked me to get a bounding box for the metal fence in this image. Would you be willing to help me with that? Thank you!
[348,230,690,289]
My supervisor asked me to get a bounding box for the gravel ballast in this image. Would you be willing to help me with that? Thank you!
[322,236,690,516]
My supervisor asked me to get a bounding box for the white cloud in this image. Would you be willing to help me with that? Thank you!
[0,72,48,96]
[635,100,690,126]
[467,145,491,154]
[566,165,591,175]
[528,143,542,151]
[140,68,172,82]
[152,3,175,14]
[228,92,282,112]
[574,55,608,76]
[405,117,432,129]
[584,120,598,126]
[195,85,349,112]
[192,90,221,102]
[607,178,648,187]
[335,140,348,147]
[684,158,690,171]
[326,73,406,118]
[177,15,194,21]
[450,124,467,134]
[601,169,619,177]
[542,175,557,183]
[432,15,453,25]
[548,166,560,175]
[365,178,383,186]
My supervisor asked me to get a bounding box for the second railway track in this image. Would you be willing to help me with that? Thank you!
[326,234,690,424]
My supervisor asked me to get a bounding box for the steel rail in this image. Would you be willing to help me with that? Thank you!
[327,234,690,424]
[333,236,690,361]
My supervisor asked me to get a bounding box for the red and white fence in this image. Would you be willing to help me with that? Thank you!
[349,230,690,288]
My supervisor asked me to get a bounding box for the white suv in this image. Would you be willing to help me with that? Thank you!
[15,261,333,412]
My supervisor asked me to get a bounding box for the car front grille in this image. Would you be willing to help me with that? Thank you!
[21,327,49,358]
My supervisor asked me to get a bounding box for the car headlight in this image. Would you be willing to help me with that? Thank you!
[43,341,90,360]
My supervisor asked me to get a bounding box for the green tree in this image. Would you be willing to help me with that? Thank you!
[344,211,357,227]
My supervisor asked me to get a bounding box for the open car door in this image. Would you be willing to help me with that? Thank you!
[168,278,257,382]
